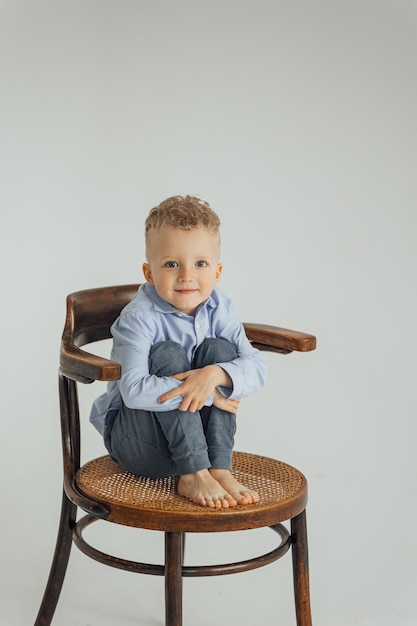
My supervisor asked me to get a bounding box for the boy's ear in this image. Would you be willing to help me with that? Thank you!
[215,263,223,282]
[142,263,153,285]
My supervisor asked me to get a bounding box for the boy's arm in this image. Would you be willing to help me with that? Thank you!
[112,311,196,412]
[216,306,267,400]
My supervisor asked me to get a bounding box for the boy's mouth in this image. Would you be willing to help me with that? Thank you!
[176,289,197,294]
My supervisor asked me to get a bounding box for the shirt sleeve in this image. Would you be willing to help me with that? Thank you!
[111,311,188,412]
[214,300,267,399]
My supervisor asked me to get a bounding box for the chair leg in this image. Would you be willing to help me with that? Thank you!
[34,490,77,626]
[181,532,186,566]
[165,532,184,626]
[291,510,312,626]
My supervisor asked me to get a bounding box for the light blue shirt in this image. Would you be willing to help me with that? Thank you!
[90,283,266,434]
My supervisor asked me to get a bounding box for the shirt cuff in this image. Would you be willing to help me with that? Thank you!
[216,361,243,399]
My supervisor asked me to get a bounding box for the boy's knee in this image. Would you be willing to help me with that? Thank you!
[194,338,238,367]
[149,341,190,376]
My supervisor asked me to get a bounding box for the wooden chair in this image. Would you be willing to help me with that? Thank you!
[35,284,316,626]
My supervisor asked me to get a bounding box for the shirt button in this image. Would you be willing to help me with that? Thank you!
[196,323,200,329]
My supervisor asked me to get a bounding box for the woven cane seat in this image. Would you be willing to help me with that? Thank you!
[75,450,308,532]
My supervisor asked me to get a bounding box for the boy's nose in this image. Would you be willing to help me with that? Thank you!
[179,266,193,282]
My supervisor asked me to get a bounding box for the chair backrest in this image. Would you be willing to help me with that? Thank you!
[60,284,139,383]
[65,284,139,346]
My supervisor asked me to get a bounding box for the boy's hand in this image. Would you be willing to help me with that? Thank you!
[157,365,232,413]
[213,388,240,414]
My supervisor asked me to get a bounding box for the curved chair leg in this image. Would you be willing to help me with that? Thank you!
[34,490,77,626]
[165,532,184,626]
[291,510,312,626]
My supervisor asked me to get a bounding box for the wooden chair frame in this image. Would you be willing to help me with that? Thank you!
[35,284,316,626]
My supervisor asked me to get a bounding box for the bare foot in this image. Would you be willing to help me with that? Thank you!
[178,469,238,509]
[209,468,260,505]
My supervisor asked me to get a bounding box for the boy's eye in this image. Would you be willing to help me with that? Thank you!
[196,260,207,267]
[165,261,178,268]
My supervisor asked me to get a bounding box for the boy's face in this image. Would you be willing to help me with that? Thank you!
[143,226,222,316]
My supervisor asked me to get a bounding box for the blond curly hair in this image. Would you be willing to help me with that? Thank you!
[145,195,221,255]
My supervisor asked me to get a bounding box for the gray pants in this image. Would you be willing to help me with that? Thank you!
[104,338,238,478]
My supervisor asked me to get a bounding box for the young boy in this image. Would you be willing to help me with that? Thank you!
[90,195,266,509]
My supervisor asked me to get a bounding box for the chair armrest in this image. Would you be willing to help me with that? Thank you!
[244,323,316,354]
[60,323,316,383]
[60,342,121,383]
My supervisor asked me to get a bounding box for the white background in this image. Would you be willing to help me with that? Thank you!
[1,1,416,625]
